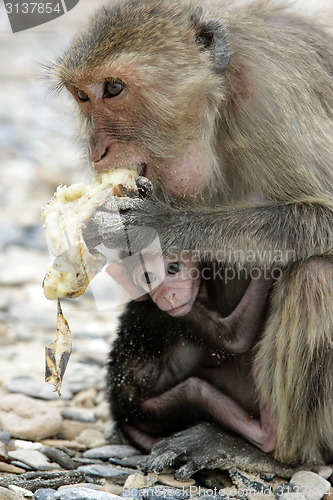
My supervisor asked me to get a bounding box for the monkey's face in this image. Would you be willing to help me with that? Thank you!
[56,0,230,199]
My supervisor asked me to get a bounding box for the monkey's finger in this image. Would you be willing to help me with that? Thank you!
[174,460,202,480]
[135,176,153,198]
[144,450,181,472]
[102,195,141,213]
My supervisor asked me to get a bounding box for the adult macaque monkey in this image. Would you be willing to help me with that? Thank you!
[52,0,333,471]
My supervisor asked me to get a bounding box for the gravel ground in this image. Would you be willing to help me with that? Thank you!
[0,0,333,498]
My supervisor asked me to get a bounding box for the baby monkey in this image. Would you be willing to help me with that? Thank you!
[108,256,275,452]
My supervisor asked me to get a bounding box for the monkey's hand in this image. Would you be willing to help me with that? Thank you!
[143,423,295,479]
[84,176,154,253]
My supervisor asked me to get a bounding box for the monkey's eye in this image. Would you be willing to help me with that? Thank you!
[104,80,125,98]
[167,262,184,275]
[77,89,90,102]
[141,271,157,285]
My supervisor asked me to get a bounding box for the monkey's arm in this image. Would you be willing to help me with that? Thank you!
[187,272,273,353]
[141,376,276,461]
[126,197,333,266]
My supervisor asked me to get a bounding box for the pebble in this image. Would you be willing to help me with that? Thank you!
[8,484,34,497]
[41,448,76,470]
[61,408,96,423]
[0,394,62,441]
[0,432,11,444]
[34,489,57,500]
[0,486,23,500]
[13,440,44,451]
[54,488,121,499]
[315,466,333,480]
[5,377,72,401]
[58,419,100,441]
[123,474,154,490]
[157,474,195,489]
[78,464,135,482]
[76,429,106,448]
[84,445,139,460]
[109,456,147,469]
[8,449,60,471]
[40,440,86,452]
[290,471,331,500]
[0,462,25,474]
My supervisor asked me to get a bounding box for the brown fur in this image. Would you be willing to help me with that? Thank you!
[53,0,333,464]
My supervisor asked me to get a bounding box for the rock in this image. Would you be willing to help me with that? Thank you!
[76,429,106,448]
[54,488,121,499]
[314,466,332,480]
[58,419,100,441]
[0,462,25,474]
[13,440,44,450]
[61,408,96,423]
[123,474,152,490]
[34,489,57,500]
[8,449,60,471]
[4,377,72,401]
[0,394,62,441]
[41,448,76,470]
[109,456,147,469]
[77,464,134,483]
[0,443,9,462]
[72,389,98,409]
[0,486,23,500]
[40,440,86,451]
[0,431,11,444]
[156,474,195,489]
[83,445,139,460]
[290,471,331,500]
[8,484,34,497]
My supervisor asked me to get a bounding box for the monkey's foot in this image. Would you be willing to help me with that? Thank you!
[143,423,301,480]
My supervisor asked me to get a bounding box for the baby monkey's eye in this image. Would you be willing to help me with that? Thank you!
[105,80,125,98]
[167,262,184,275]
[77,89,89,101]
[141,271,157,285]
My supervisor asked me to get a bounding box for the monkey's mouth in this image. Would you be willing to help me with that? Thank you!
[167,302,192,317]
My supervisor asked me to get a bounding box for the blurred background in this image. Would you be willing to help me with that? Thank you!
[0,0,332,394]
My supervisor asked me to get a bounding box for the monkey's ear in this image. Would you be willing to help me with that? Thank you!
[191,10,231,72]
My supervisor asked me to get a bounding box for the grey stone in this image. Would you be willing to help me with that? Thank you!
[42,447,76,470]
[78,464,134,482]
[84,445,139,460]
[0,431,11,444]
[109,455,146,469]
[5,376,72,400]
[34,489,57,500]
[8,449,60,471]
[290,471,330,500]
[61,408,96,423]
[54,488,121,499]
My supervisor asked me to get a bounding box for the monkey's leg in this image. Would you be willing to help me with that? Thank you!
[255,257,333,464]
[188,270,273,353]
[141,377,276,453]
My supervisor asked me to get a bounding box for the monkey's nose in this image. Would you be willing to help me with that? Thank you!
[89,140,109,163]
